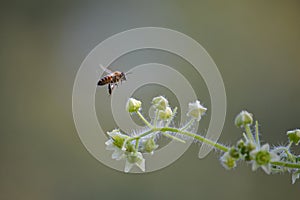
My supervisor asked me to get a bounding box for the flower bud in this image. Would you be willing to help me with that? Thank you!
[143,138,159,154]
[187,100,207,121]
[158,106,173,121]
[126,98,142,113]
[237,139,245,149]
[287,129,300,145]
[152,96,169,110]
[234,110,253,128]
[229,147,240,159]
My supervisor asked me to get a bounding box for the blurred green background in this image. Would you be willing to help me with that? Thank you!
[1,0,300,199]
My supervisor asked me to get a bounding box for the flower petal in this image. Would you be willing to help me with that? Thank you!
[292,172,300,184]
[187,100,207,121]
[261,165,271,175]
[260,144,270,151]
[124,160,134,173]
[136,158,145,172]
[270,152,280,162]
[112,149,124,160]
[251,161,259,171]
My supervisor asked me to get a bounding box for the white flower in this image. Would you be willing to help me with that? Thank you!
[187,100,207,121]
[158,106,173,121]
[126,98,142,113]
[105,129,129,160]
[105,139,125,160]
[250,144,280,174]
[125,152,145,172]
[220,152,237,170]
[152,96,169,111]
[234,111,253,128]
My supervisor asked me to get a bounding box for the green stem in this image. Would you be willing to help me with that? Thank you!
[162,133,186,143]
[136,111,153,128]
[158,127,229,152]
[243,132,248,142]
[255,121,260,148]
[287,141,293,149]
[271,161,300,169]
[153,109,159,127]
[244,125,255,143]
[135,138,140,151]
[181,119,195,131]
[131,129,185,143]
[122,138,129,151]
[130,126,228,152]
[133,129,154,140]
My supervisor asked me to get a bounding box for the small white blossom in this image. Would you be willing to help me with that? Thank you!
[220,152,237,169]
[158,106,173,121]
[152,96,169,111]
[187,100,207,121]
[105,129,129,160]
[125,152,145,172]
[126,98,142,113]
[105,139,125,160]
[250,144,280,174]
[234,111,253,128]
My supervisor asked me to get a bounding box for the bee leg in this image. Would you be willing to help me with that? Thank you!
[108,84,112,95]
[109,84,116,95]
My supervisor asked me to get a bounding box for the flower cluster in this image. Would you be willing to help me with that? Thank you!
[104,96,300,184]
[105,129,145,172]
[221,111,300,183]
[105,96,206,172]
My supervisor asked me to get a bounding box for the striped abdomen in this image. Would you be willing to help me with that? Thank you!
[97,75,113,86]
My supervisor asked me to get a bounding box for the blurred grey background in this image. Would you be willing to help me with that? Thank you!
[1,0,299,199]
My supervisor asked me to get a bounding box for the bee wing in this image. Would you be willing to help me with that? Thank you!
[99,64,113,74]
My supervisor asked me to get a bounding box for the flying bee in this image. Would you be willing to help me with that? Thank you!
[97,65,127,95]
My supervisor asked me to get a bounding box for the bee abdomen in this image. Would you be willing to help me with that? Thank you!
[97,76,112,86]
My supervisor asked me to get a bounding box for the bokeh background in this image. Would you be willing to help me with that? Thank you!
[1,0,299,199]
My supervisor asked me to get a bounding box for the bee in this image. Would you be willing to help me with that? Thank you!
[97,65,127,95]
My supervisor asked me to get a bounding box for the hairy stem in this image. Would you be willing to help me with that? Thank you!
[181,118,195,131]
[153,109,159,127]
[158,127,229,152]
[255,121,260,148]
[136,111,153,128]
[162,132,186,143]
[244,125,255,143]
[271,161,300,169]
[135,138,140,151]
